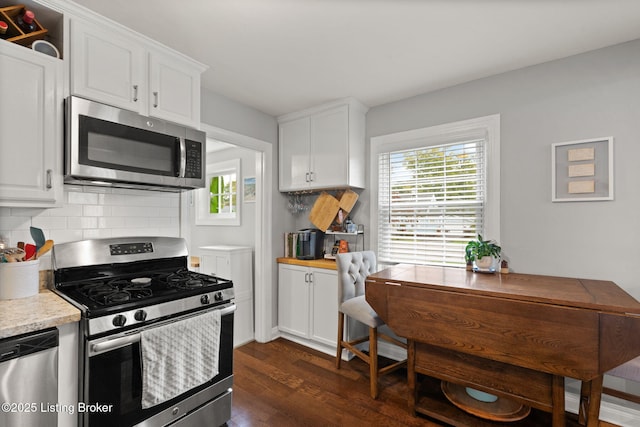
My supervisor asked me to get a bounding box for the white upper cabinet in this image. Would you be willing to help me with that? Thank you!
[0,42,63,207]
[70,18,206,128]
[148,49,202,127]
[69,19,146,113]
[278,98,368,192]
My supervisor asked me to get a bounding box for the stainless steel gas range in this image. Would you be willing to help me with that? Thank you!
[52,237,235,427]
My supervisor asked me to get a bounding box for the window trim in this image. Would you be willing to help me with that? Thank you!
[369,114,500,264]
[195,158,241,226]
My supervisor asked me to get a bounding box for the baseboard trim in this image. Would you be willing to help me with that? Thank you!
[565,391,640,427]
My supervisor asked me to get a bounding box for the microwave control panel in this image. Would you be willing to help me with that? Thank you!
[185,140,203,178]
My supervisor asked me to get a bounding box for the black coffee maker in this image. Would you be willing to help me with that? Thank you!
[296,229,324,260]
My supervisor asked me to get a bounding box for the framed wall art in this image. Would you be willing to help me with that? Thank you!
[551,137,613,202]
[243,177,256,203]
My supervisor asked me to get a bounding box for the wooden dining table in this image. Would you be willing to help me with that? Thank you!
[365,264,640,426]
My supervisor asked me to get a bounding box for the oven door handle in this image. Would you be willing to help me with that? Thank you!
[89,303,237,356]
[219,303,237,316]
[90,334,141,356]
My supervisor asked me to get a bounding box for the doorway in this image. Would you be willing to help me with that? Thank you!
[182,124,273,344]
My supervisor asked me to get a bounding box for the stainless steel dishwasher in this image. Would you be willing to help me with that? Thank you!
[0,328,58,427]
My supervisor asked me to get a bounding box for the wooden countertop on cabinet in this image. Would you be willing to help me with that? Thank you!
[277,257,337,270]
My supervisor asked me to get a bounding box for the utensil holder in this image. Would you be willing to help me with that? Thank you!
[0,259,40,300]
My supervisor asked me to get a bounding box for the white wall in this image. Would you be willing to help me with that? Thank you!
[185,146,257,251]
[201,88,278,145]
[365,38,640,299]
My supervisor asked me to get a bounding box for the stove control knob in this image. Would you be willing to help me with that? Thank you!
[214,292,223,302]
[200,294,210,305]
[134,310,147,321]
[112,314,127,327]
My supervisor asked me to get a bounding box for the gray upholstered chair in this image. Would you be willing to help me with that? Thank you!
[335,251,407,399]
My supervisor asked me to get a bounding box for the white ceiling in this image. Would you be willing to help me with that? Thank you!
[72,0,640,117]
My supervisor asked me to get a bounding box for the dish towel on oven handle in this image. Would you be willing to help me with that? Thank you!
[141,309,221,409]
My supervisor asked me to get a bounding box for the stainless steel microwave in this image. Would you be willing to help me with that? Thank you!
[65,96,206,191]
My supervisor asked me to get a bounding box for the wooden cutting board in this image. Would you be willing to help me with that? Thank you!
[308,192,340,231]
[338,189,358,213]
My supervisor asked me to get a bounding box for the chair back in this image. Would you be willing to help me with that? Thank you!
[336,251,377,304]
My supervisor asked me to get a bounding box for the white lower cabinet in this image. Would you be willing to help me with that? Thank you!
[199,246,254,347]
[278,264,339,355]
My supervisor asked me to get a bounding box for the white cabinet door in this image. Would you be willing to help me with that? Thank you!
[278,98,367,192]
[278,264,311,338]
[199,246,254,347]
[309,105,349,189]
[149,51,201,128]
[70,19,146,112]
[278,117,311,191]
[201,253,231,279]
[70,18,203,128]
[0,42,63,207]
[310,268,338,346]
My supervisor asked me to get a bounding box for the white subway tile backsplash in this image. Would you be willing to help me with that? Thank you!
[67,217,98,229]
[83,205,110,217]
[0,186,181,248]
[98,216,127,229]
[0,215,32,231]
[50,229,84,243]
[68,191,99,205]
[32,216,69,230]
[46,204,84,217]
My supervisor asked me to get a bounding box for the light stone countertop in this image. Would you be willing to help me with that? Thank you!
[0,289,81,339]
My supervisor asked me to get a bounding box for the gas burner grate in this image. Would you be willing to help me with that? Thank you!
[165,269,219,290]
[80,277,156,306]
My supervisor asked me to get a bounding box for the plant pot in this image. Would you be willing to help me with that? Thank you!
[473,256,497,273]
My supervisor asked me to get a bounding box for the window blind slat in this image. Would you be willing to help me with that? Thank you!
[378,139,485,267]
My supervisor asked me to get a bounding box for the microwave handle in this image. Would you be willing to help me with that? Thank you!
[177,137,186,177]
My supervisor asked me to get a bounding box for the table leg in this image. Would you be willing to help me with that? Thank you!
[579,376,604,427]
[407,340,416,416]
[551,375,566,427]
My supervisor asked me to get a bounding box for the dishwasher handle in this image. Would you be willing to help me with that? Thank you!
[0,328,59,362]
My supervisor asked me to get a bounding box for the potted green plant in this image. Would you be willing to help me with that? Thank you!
[465,234,501,272]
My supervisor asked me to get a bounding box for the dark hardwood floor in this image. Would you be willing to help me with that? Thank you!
[229,338,438,427]
[229,338,619,427]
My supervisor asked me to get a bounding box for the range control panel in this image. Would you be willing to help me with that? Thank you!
[109,242,154,256]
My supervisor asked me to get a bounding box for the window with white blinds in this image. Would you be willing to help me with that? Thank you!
[371,115,500,268]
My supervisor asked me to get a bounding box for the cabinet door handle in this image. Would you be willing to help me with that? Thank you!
[153,91,159,108]
[133,85,138,102]
[309,172,315,182]
[308,272,313,283]
[305,172,310,183]
[46,170,52,189]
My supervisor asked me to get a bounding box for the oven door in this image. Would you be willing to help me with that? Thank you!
[83,303,234,427]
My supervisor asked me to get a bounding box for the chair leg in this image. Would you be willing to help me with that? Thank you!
[369,326,379,399]
[336,312,344,369]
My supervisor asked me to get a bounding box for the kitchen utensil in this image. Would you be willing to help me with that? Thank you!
[24,244,37,261]
[30,226,45,251]
[36,240,54,259]
[1,247,25,262]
